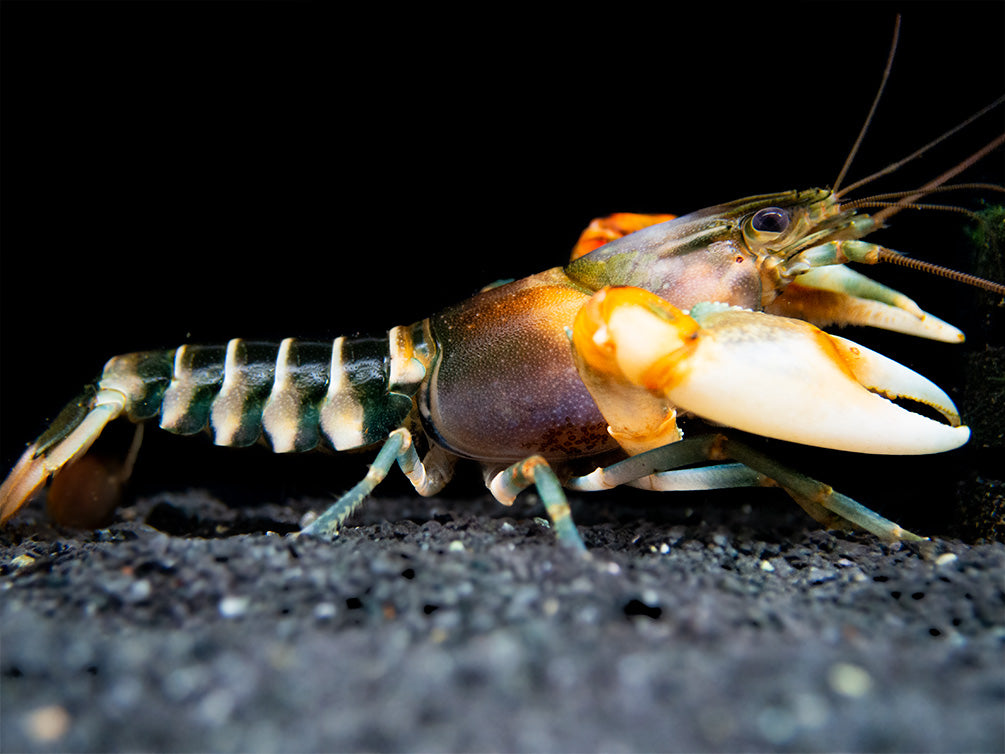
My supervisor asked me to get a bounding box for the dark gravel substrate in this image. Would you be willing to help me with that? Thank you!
[2,490,1003,753]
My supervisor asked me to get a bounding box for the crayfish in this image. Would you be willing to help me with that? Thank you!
[3,180,1002,549]
[3,18,1004,549]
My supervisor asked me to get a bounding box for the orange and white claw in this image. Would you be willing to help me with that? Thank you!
[571,287,970,457]
[570,287,694,455]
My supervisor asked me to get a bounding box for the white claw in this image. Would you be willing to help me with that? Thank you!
[673,307,969,455]
[827,335,962,426]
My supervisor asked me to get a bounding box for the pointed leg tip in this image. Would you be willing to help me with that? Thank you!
[295,518,339,541]
[891,528,928,544]
[558,531,588,553]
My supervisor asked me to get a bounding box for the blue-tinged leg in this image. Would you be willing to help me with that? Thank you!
[568,436,768,492]
[566,436,720,492]
[567,433,922,542]
[489,456,586,550]
[300,428,455,540]
[720,437,925,542]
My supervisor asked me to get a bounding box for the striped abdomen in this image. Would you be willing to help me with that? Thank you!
[98,324,433,453]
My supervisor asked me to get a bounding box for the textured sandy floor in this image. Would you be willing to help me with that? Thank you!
[2,488,1003,753]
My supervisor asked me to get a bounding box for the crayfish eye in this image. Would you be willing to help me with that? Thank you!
[750,207,791,234]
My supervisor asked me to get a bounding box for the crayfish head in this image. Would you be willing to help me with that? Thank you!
[564,188,876,314]
[732,189,878,297]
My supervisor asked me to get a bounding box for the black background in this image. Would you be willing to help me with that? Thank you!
[1,2,1003,521]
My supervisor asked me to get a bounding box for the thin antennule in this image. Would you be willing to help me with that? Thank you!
[847,202,984,222]
[870,133,1005,225]
[842,183,1005,219]
[878,249,1005,296]
[843,182,1005,208]
[833,15,901,193]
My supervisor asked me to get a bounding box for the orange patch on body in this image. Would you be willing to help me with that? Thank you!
[570,213,677,261]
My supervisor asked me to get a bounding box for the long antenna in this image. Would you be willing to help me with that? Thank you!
[878,249,1005,296]
[868,134,1005,297]
[833,15,901,193]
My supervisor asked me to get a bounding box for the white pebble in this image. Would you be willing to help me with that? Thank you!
[218,595,250,618]
[24,705,70,743]
[828,662,873,697]
[935,552,958,567]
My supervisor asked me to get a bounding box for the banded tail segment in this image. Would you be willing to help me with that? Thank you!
[0,323,435,524]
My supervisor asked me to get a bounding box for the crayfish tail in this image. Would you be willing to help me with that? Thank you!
[0,389,127,525]
[0,444,50,524]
